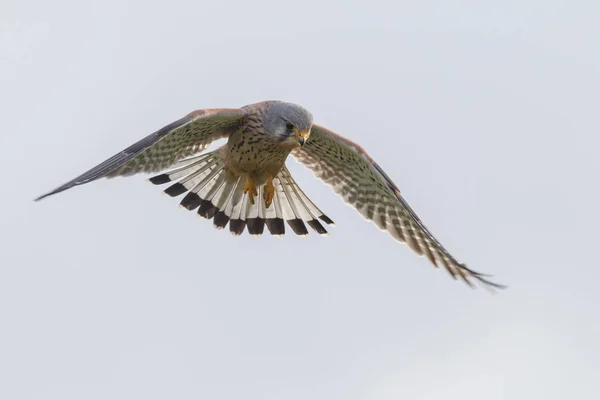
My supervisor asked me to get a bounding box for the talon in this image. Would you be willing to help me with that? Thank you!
[244,175,257,205]
[264,176,275,208]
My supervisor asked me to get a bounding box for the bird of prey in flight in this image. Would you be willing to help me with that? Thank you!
[36,100,504,289]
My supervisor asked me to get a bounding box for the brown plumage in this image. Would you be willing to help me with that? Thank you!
[35,100,504,289]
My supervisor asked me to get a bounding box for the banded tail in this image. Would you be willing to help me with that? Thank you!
[148,150,334,236]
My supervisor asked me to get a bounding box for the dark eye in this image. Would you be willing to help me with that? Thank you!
[285,122,295,131]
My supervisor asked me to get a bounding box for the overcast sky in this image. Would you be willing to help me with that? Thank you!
[1,1,599,399]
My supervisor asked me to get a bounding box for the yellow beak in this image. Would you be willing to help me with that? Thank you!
[295,130,309,147]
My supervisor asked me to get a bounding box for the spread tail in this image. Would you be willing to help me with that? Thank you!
[148,151,334,236]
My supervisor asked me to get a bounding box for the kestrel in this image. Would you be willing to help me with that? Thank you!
[36,101,504,289]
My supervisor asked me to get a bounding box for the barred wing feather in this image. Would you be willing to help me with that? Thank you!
[292,124,504,289]
[35,108,244,201]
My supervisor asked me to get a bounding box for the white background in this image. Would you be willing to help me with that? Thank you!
[1,1,598,399]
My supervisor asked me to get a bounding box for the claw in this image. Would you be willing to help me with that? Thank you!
[264,176,274,208]
[243,175,257,205]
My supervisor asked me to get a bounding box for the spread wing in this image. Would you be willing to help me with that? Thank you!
[35,108,245,201]
[292,124,504,289]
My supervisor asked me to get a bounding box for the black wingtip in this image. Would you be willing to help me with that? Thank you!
[34,193,49,202]
[479,277,508,291]
[458,264,507,291]
[34,182,77,202]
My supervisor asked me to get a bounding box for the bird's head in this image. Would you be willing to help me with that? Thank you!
[263,102,313,149]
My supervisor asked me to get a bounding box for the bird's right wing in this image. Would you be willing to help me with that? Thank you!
[35,108,245,201]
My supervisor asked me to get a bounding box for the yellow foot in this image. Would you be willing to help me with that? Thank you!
[243,175,257,205]
[264,176,275,209]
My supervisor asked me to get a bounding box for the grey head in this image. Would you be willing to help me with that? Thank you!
[262,102,314,148]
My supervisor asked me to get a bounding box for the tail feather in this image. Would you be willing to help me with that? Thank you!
[227,185,249,235]
[213,177,242,230]
[212,177,238,212]
[150,153,218,186]
[148,152,334,237]
[195,168,226,200]
[225,182,245,220]
[265,183,286,235]
[198,199,219,219]
[276,182,309,235]
[247,186,266,235]
[179,167,226,210]
[162,155,222,198]
[278,167,333,234]
[178,168,220,211]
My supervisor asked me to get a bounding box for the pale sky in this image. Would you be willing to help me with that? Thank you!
[1,1,599,399]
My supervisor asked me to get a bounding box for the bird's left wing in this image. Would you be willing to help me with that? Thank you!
[292,124,504,289]
[35,108,245,201]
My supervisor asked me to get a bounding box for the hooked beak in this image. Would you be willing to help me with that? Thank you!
[296,130,309,147]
